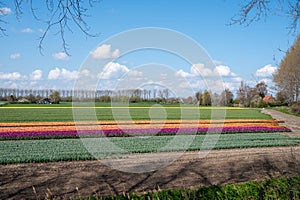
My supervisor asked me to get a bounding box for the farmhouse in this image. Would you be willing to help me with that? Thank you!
[37,98,52,104]
[18,97,30,103]
[263,95,276,103]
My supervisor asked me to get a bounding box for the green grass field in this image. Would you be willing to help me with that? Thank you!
[0,102,271,122]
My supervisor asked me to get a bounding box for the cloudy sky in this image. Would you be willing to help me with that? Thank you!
[0,1,297,96]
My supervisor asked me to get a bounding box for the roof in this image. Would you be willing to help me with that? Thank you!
[263,95,275,102]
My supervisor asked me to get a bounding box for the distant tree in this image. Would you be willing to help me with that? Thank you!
[185,96,194,104]
[7,95,15,103]
[195,91,202,106]
[212,92,221,106]
[202,90,211,106]
[273,35,300,103]
[153,89,157,99]
[220,89,234,106]
[250,94,262,107]
[237,81,266,107]
[99,95,111,102]
[276,90,289,105]
[256,81,268,99]
[237,81,248,107]
[27,93,36,103]
[163,89,169,100]
[35,95,43,102]
[50,90,61,104]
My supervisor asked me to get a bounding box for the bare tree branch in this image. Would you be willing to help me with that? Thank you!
[14,0,23,20]
[37,0,100,55]
[0,2,9,36]
[0,0,100,55]
[288,0,300,33]
[230,0,300,33]
[229,0,270,26]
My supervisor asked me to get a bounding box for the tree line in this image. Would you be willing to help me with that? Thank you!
[0,88,182,104]
[0,81,293,107]
[0,87,238,106]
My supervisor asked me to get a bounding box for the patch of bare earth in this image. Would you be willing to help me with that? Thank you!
[1,109,300,199]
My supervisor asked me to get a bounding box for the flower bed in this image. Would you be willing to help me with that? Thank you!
[0,120,291,140]
[0,119,283,127]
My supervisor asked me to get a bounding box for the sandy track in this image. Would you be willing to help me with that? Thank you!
[1,147,300,199]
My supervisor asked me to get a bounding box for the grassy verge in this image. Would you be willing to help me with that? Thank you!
[0,133,299,164]
[84,175,300,200]
[0,102,8,107]
[271,106,300,117]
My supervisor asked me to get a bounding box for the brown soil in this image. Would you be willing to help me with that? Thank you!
[1,109,300,199]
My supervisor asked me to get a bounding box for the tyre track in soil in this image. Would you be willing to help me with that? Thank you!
[1,109,300,199]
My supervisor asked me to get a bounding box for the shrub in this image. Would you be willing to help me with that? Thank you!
[257,100,268,108]
[290,103,300,114]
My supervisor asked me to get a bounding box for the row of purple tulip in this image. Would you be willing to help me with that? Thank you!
[0,126,291,140]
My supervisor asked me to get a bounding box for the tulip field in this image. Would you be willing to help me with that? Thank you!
[0,119,292,139]
[0,104,299,164]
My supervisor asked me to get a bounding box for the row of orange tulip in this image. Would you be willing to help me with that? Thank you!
[0,119,281,127]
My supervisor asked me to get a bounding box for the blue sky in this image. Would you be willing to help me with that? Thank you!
[0,1,297,96]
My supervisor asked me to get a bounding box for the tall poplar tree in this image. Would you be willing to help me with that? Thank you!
[273,35,300,103]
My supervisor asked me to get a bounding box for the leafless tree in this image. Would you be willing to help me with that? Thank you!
[220,89,233,106]
[273,35,300,103]
[0,0,100,54]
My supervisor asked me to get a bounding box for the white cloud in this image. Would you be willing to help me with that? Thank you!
[0,72,22,80]
[160,73,168,80]
[214,65,233,76]
[21,28,34,33]
[191,64,213,77]
[10,53,21,60]
[30,70,42,80]
[48,67,79,80]
[91,44,120,60]
[255,64,277,77]
[48,68,60,80]
[176,63,240,79]
[80,69,90,77]
[52,52,69,61]
[176,64,230,78]
[174,63,244,93]
[213,60,223,66]
[30,81,38,86]
[231,76,243,82]
[127,70,143,77]
[61,68,79,80]
[98,62,129,79]
[0,7,12,16]
[175,69,193,78]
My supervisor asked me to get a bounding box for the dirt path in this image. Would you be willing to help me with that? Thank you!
[261,109,300,133]
[1,109,300,199]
